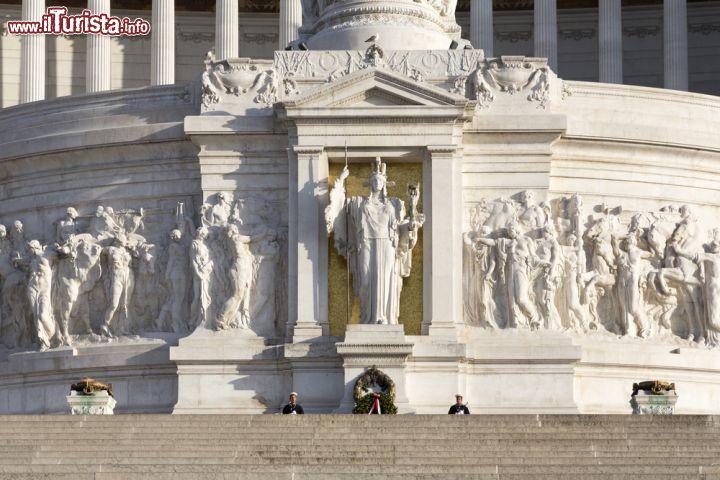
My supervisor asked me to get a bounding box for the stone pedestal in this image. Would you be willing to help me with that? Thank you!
[67,391,116,415]
[335,324,414,414]
[631,391,678,415]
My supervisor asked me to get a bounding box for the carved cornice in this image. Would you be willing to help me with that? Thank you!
[427,145,461,155]
[293,145,325,155]
[336,343,414,359]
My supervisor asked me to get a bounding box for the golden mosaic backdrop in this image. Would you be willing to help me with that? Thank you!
[328,161,424,336]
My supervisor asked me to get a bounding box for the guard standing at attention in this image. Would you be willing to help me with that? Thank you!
[282,392,304,414]
[448,394,470,414]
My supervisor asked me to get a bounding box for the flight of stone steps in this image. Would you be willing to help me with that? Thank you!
[0,415,719,480]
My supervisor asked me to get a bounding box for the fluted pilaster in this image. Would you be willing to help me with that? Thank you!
[279,0,302,49]
[534,0,557,71]
[151,0,175,85]
[215,0,239,60]
[86,0,111,93]
[470,0,493,56]
[599,0,623,84]
[664,0,688,91]
[20,0,45,103]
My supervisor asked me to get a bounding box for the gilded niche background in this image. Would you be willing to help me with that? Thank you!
[328,161,423,336]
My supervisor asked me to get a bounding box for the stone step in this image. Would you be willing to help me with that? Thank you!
[1,446,719,457]
[0,475,713,480]
[0,463,713,475]
[2,415,715,426]
[0,439,716,451]
[2,425,716,434]
[2,454,718,467]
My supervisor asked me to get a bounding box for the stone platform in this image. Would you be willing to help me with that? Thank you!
[0,415,719,479]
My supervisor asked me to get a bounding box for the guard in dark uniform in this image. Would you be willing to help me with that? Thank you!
[282,392,304,414]
[448,394,470,415]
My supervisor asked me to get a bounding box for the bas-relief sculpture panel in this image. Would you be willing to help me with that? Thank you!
[0,195,286,354]
[463,192,720,349]
[327,162,424,336]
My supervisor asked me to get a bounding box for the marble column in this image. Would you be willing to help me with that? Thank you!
[534,0,557,71]
[215,0,239,60]
[664,0,688,91]
[86,0,111,93]
[598,0,622,84]
[470,0,493,56]
[151,0,175,85]
[19,0,45,103]
[279,0,302,49]
[288,145,329,342]
[422,146,464,338]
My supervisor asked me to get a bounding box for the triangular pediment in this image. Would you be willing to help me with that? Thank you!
[282,68,468,110]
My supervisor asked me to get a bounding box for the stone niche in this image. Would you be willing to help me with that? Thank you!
[328,160,424,336]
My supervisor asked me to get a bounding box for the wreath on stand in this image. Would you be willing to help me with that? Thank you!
[352,366,398,414]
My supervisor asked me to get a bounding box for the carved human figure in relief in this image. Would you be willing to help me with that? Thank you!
[660,205,706,342]
[56,207,79,245]
[613,235,653,338]
[90,206,122,241]
[463,226,499,329]
[190,227,214,329]
[325,158,425,325]
[478,222,539,329]
[156,229,189,332]
[535,225,562,330]
[518,190,548,232]
[216,224,254,330]
[100,235,134,337]
[694,231,720,348]
[54,238,102,341]
[10,220,25,256]
[210,192,232,226]
[559,234,590,331]
[18,240,63,350]
[0,225,11,255]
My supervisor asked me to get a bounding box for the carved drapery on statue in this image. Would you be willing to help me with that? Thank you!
[463,191,720,349]
[0,194,285,353]
[325,159,424,325]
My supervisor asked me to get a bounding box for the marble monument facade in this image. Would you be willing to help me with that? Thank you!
[2,0,720,414]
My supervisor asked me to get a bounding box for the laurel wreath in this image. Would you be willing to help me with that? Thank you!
[352,366,398,415]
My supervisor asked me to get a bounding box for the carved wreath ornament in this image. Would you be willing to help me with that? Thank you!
[352,366,398,414]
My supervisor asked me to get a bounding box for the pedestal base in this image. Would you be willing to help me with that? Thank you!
[335,324,415,414]
[631,391,679,415]
[67,391,116,415]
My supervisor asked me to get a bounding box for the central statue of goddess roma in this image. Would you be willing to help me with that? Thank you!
[325,158,425,325]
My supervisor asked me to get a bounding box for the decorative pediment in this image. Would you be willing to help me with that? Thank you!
[282,68,469,110]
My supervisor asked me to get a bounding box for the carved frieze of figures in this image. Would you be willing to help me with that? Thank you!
[196,193,284,336]
[463,191,720,349]
[0,195,285,353]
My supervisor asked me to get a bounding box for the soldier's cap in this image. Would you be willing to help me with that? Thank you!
[290,392,298,397]
[455,394,463,398]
